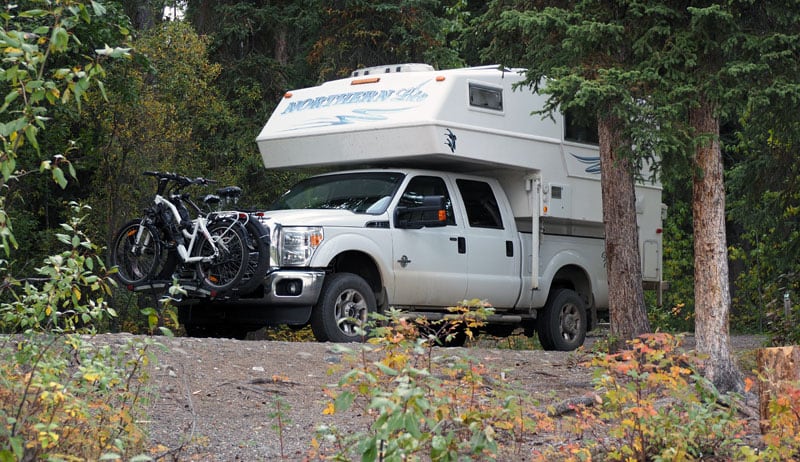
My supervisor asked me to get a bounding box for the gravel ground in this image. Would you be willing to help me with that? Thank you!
[140,333,768,461]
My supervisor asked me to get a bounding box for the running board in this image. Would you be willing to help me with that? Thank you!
[398,311,523,324]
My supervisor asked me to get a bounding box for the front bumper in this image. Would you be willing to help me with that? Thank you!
[262,269,326,306]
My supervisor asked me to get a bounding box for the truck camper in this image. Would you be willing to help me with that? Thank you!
[178,64,664,350]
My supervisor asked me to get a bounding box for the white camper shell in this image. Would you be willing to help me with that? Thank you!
[181,65,664,350]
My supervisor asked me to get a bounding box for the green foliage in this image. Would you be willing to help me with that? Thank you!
[727,75,800,338]
[0,203,154,460]
[759,380,800,461]
[0,333,155,461]
[551,333,750,461]
[0,1,128,256]
[594,334,746,460]
[308,0,464,80]
[315,304,497,461]
[268,395,292,460]
[311,302,553,461]
[85,20,226,239]
[0,202,115,333]
[0,4,156,460]
[649,192,695,332]
[312,314,792,461]
[0,0,131,274]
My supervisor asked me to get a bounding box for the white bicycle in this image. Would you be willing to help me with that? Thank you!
[110,171,251,294]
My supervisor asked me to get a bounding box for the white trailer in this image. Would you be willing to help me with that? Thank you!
[180,64,664,350]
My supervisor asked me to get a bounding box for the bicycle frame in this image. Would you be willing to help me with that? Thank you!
[151,192,242,264]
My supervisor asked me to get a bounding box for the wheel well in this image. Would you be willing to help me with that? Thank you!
[330,250,383,295]
[550,264,593,310]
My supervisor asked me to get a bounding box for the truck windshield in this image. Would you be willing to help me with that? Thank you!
[271,172,406,214]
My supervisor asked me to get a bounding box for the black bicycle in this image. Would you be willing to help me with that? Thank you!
[110,172,265,295]
[200,185,271,296]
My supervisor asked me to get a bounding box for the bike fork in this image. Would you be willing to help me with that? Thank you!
[131,223,151,254]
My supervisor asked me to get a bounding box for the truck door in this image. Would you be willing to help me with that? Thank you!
[391,175,468,306]
[455,179,522,308]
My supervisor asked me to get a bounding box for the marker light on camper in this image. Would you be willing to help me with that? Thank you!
[436,76,446,82]
[284,92,293,98]
[351,77,381,85]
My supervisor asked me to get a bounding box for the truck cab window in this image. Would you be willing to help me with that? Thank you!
[456,179,504,229]
[399,176,456,225]
[271,172,404,214]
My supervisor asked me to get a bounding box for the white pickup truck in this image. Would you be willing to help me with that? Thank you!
[178,64,664,350]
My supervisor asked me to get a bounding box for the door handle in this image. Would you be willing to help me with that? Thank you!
[450,236,466,254]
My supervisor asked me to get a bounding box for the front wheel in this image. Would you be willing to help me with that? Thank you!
[110,219,162,286]
[194,221,249,293]
[310,273,375,343]
[536,288,587,351]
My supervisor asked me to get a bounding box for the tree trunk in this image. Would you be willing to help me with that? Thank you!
[690,98,743,393]
[598,114,650,348]
[274,25,289,66]
[123,0,159,31]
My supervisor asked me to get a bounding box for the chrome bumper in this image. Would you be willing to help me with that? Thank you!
[262,270,325,305]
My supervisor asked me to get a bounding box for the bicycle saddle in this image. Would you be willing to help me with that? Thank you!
[217,186,242,199]
[203,194,221,206]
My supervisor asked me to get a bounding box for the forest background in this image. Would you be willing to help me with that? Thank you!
[4,0,799,341]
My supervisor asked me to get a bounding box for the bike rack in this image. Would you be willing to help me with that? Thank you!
[127,280,213,298]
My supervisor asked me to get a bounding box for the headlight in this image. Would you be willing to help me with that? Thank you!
[279,227,323,266]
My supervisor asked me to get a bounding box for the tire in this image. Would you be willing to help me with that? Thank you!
[236,217,270,295]
[110,219,163,286]
[310,273,375,343]
[194,220,249,293]
[536,288,587,351]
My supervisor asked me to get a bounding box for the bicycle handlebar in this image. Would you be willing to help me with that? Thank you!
[142,171,217,187]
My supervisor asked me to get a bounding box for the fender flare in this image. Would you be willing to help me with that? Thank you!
[310,232,394,295]
[534,249,604,309]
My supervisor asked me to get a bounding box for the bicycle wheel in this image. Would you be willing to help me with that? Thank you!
[236,217,271,295]
[194,220,249,293]
[110,219,162,286]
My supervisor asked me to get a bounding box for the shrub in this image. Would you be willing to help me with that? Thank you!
[759,379,800,461]
[310,301,557,461]
[0,204,156,461]
[552,333,750,461]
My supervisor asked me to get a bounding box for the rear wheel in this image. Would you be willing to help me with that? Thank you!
[236,217,270,295]
[537,288,587,351]
[195,221,249,293]
[311,273,375,343]
[110,219,162,286]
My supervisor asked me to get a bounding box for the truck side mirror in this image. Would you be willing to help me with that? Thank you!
[394,195,448,229]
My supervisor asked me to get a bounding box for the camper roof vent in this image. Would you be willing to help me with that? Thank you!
[351,63,434,77]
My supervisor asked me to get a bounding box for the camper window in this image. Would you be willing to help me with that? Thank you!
[564,109,599,144]
[469,83,503,111]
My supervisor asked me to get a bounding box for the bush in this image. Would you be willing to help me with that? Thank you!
[0,204,156,461]
[549,333,750,461]
[311,301,557,461]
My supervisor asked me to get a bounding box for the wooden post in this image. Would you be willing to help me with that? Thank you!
[757,346,800,433]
